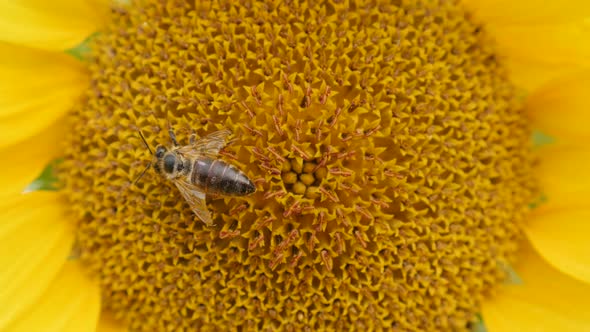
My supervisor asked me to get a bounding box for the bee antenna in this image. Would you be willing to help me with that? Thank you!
[138,130,154,155]
[132,162,151,186]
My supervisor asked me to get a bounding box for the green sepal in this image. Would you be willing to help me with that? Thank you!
[529,193,548,210]
[24,159,63,192]
[471,314,488,332]
[66,32,99,61]
[532,130,555,148]
[498,260,523,285]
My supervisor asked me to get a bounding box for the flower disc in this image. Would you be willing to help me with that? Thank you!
[62,0,536,330]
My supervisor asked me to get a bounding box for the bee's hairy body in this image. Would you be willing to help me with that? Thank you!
[154,149,255,197]
[138,128,256,226]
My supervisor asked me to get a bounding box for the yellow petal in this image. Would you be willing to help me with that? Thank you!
[97,312,127,332]
[0,0,107,51]
[462,0,590,25]
[483,240,590,332]
[535,145,590,209]
[3,261,100,332]
[0,42,88,149]
[0,192,74,328]
[462,1,590,92]
[504,57,583,92]
[488,21,590,68]
[0,120,65,196]
[525,70,590,141]
[526,207,590,284]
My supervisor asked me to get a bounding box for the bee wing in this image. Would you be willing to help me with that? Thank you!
[174,178,213,226]
[177,129,231,159]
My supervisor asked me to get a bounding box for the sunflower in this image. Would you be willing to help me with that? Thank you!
[1,0,589,331]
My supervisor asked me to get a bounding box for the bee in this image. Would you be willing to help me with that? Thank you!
[135,127,256,226]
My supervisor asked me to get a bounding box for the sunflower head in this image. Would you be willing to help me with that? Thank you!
[57,0,536,330]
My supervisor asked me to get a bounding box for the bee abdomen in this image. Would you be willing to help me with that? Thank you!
[191,158,255,196]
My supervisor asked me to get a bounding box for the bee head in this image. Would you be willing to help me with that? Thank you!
[155,145,167,159]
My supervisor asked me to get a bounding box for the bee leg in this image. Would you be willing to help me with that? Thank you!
[168,127,179,146]
[189,132,196,145]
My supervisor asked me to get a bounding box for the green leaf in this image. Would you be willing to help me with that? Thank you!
[24,159,63,192]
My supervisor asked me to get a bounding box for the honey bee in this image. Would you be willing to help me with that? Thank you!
[136,127,256,226]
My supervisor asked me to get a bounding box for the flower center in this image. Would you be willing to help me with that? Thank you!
[62,0,536,330]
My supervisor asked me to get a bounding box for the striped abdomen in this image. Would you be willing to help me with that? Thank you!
[191,157,256,196]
